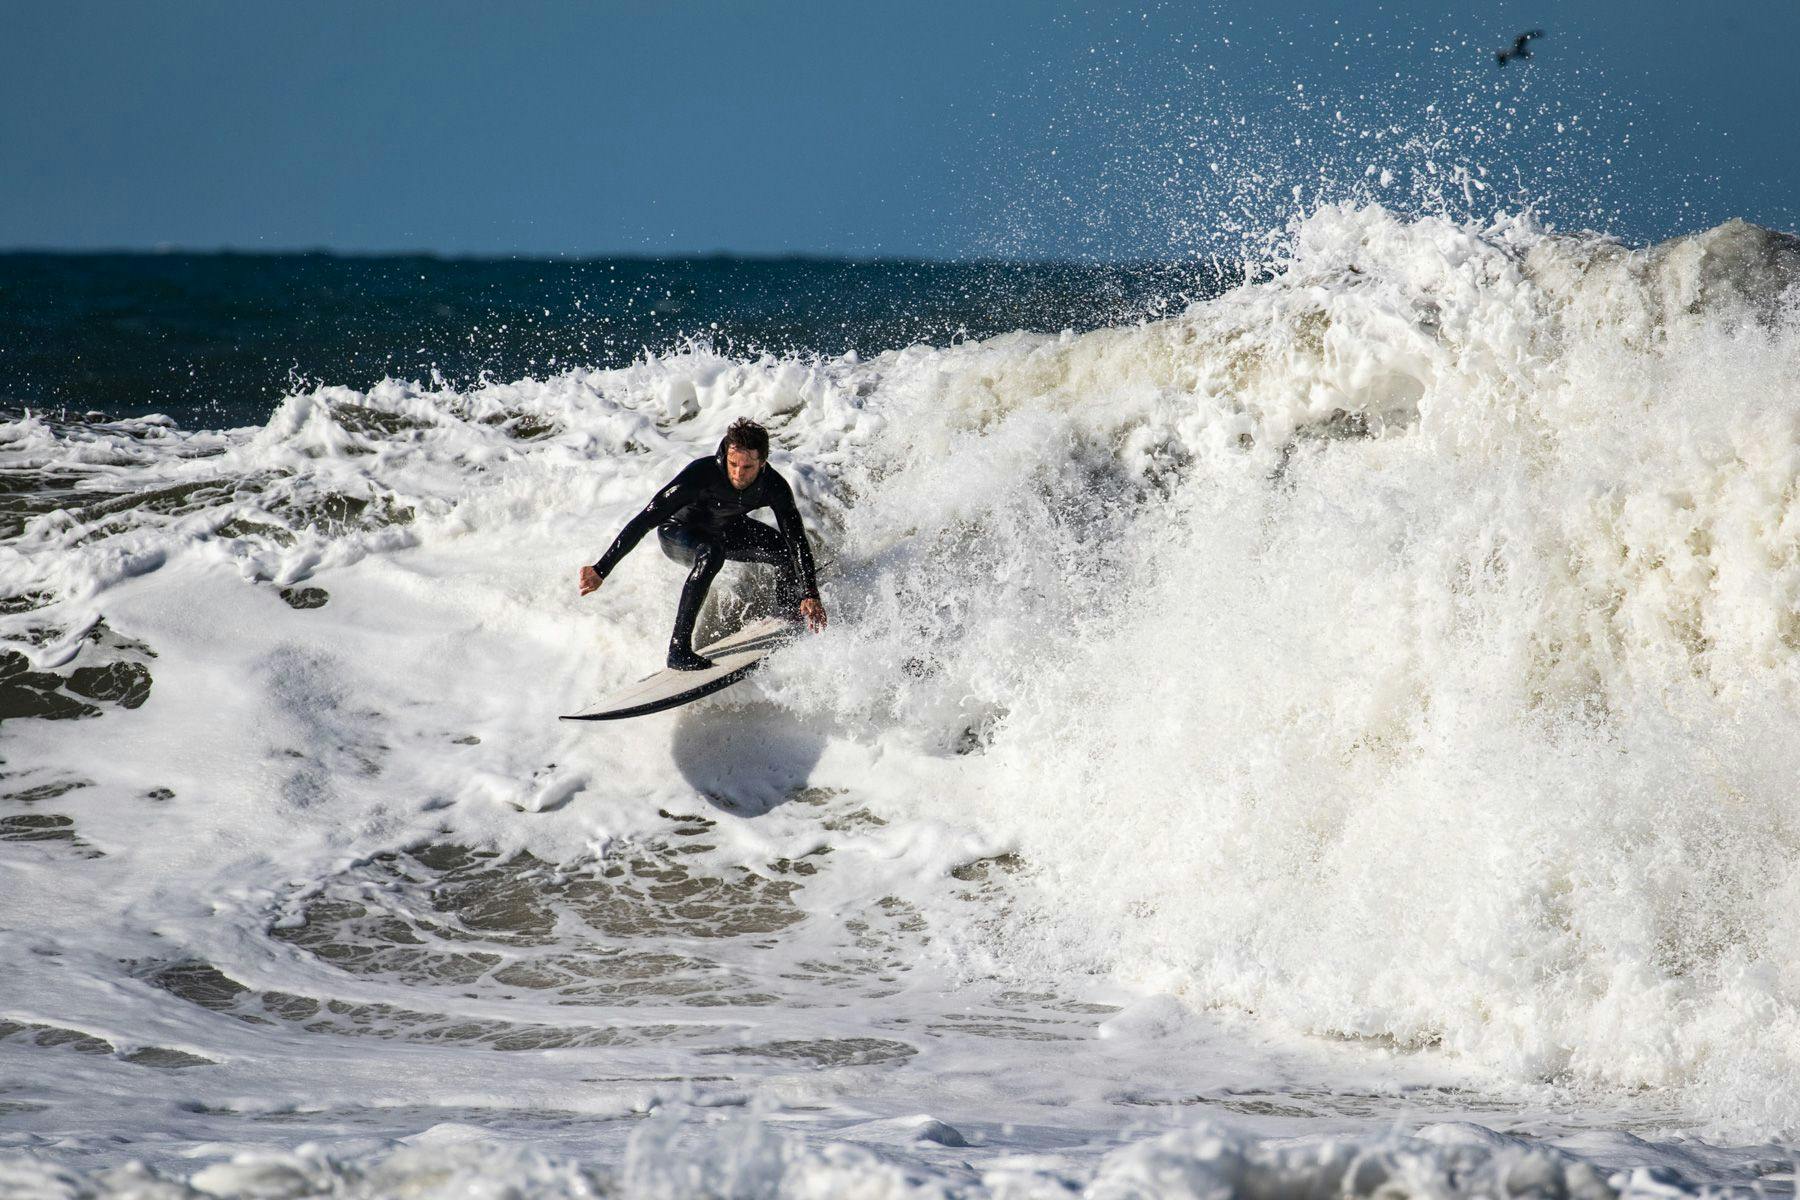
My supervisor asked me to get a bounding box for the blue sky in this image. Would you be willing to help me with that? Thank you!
[3,0,1796,257]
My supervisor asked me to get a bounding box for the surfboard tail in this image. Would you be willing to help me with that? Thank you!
[562,616,804,722]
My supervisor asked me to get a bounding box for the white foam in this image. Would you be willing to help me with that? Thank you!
[773,206,1800,1138]
[0,1114,1761,1198]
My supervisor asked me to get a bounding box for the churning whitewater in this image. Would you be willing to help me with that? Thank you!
[3,205,1800,1196]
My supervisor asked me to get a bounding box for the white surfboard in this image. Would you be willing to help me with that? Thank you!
[561,616,802,722]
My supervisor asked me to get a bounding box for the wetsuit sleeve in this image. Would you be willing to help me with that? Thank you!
[768,470,820,601]
[591,462,703,577]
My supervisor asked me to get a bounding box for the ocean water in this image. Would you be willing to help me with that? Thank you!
[3,208,1800,1198]
[0,253,1208,430]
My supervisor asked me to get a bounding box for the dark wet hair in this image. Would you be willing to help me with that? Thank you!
[721,418,770,460]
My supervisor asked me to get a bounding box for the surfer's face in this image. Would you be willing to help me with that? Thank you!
[725,446,764,490]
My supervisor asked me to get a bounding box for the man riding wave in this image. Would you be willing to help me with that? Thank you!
[578,418,827,669]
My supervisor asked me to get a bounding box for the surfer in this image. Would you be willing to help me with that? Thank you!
[579,419,826,670]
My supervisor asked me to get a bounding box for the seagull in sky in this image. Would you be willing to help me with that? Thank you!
[1496,29,1545,66]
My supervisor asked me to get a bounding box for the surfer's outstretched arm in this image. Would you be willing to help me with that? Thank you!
[767,471,826,630]
[766,472,820,600]
[579,461,706,595]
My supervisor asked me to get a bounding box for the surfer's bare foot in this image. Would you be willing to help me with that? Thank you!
[667,647,715,671]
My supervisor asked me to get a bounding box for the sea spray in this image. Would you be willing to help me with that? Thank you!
[764,205,1800,1136]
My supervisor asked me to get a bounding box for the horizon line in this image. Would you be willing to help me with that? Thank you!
[0,244,1237,269]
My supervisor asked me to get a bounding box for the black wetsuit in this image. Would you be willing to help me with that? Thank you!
[592,442,819,664]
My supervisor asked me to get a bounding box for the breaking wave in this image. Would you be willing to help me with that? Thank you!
[5,206,1800,1195]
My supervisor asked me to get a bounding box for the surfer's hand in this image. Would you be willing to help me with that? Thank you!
[799,597,826,633]
[578,565,603,596]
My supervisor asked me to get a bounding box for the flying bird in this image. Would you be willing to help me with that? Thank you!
[1496,29,1544,65]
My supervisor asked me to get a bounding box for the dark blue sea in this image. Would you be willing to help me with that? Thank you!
[0,252,1221,429]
